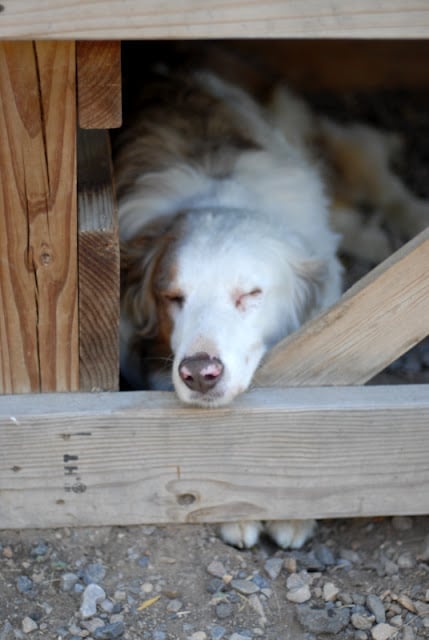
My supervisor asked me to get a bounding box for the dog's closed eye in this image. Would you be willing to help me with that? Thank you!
[234,288,262,311]
[162,291,186,308]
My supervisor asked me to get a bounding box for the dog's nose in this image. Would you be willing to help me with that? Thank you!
[178,353,224,393]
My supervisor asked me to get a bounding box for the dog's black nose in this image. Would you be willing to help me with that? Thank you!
[178,353,224,393]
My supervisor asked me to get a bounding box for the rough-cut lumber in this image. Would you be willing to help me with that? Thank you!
[0,41,78,393]
[78,129,120,391]
[256,228,429,388]
[0,386,428,529]
[0,1,428,40]
[77,41,122,129]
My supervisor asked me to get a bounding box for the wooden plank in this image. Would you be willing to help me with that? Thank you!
[0,41,78,393]
[256,228,429,388]
[0,1,428,40]
[78,129,120,391]
[0,385,428,529]
[77,41,122,129]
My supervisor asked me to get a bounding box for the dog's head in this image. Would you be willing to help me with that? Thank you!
[121,209,329,407]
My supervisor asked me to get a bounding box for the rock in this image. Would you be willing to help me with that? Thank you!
[215,602,233,620]
[264,557,284,580]
[30,542,48,557]
[340,549,361,564]
[0,621,14,640]
[397,552,415,569]
[82,562,106,585]
[286,584,311,603]
[80,583,106,618]
[314,544,335,566]
[354,632,368,640]
[166,599,183,613]
[391,516,413,531]
[296,604,350,634]
[208,625,226,640]
[231,579,260,595]
[21,618,38,634]
[189,633,207,640]
[367,594,386,623]
[229,634,251,640]
[93,622,125,639]
[61,572,79,592]
[402,627,416,640]
[351,613,374,630]
[398,594,416,613]
[16,576,33,593]
[207,561,227,578]
[370,623,396,640]
[323,582,339,602]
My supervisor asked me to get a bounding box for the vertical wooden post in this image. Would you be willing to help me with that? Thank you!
[0,41,78,393]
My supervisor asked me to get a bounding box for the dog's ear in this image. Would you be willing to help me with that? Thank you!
[120,215,178,338]
[290,257,330,328]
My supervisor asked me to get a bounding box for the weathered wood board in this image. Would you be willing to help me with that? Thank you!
[0,41,78,393]
[256,228,429,388]
[78,129,120,391]
[0,386,428,529]
[0,1,428,39]
[77,41,122,129]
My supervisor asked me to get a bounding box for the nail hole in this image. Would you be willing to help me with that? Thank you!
[176,493,197,506]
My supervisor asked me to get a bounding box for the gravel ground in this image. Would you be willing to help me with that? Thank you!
[1,84,428,639]
[1,518,428,639]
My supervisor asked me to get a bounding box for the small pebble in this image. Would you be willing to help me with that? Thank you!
[216,602,233,620]
[231,579,260,596]
[367,594,386,623]
[80,583,106,618]
[30,542,48,557]
[314,544,335,566]
[354,632,368,640]
[21,618,37,634]
[398,594,416,613]
[93,623,125,639]
[371,623,396,640]
[166,599,183,613]
[190,633,207,640]
[207,561,227,579]
[264,557,284,580]
[286,584,311,603]
[397,552,415,569]
[16,576,33,593]
[209,626,226,640]
[61,572,79,592]
[296,604,350,634]
[323,582,339,602]
[351,613,375,631]
[229,634,250,640]
[83,563,106,585]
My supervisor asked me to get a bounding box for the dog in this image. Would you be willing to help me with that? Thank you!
[114,66,428,549]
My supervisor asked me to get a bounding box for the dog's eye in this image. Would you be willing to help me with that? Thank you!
[163,291,185,308]
[235,288,262,310]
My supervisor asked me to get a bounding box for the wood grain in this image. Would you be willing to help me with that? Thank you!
[78,129,120,391]
[77,41,122,129]
[0,385,428,529]
[0,1,428,39]
[256,228,429,388]
[0,41,78,393]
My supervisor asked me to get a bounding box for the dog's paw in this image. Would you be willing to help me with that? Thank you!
[219,521,263,549]
[265,519,316,549]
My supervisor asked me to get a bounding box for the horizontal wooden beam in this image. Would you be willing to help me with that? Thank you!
[1,385,428,529]
[0,1,428,39]
[256,228,429,388]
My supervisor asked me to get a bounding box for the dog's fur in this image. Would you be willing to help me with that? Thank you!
[115,67,428,549]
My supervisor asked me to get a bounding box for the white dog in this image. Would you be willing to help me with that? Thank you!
[115,68,428,549]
